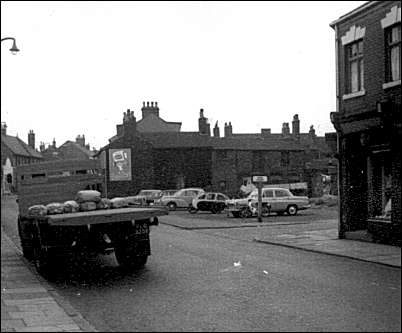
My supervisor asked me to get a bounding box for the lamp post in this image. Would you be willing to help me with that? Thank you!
[1,37,20,54]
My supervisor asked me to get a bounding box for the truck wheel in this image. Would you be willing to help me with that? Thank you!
[115,248,148,269]
[287,205,298,216]
[17,217,34,260]
[32,244,54,278]
[167,202,177,211]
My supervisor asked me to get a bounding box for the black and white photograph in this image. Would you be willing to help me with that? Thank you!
[1,1,401,332]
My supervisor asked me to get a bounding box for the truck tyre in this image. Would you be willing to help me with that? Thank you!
[167,202,177,211]
[287,205,298,216]
[17,217,34,260]
[115,246,148,270]
[32,243,54,278]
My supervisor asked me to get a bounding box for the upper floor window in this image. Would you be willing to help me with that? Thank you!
[345,40,364,93]
[385,24,401,83]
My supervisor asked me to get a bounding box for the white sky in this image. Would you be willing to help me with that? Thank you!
[1,1,366,150]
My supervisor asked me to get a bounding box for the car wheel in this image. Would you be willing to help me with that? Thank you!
[287,205,298,216]
[188,206,198,214]
[240,207,252,218]
[232,211,240,218]
[167,202,177,211]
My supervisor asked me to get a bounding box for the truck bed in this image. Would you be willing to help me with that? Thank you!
[25,207,168,226]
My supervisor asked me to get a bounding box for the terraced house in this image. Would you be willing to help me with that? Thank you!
[330,1,401,245]
[1,123,43,194]
[98,102,334,199]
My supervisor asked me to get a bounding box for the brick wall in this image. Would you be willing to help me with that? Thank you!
[337,1,401,116]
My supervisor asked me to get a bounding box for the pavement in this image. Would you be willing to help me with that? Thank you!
[1,198,401,332]
[1,230,98,332]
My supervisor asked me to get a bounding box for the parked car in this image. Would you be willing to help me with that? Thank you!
[159,188,204,211]
[226,187,310,217]
[189,192,230,214]
[126,189,163,206]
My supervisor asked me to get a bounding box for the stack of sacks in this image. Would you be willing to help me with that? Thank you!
[96,198,111,210]
[109,197,128,209]
[46,202,65,215]
[28,205,48,216]
[63,200,80,213]
[75,190,101,212]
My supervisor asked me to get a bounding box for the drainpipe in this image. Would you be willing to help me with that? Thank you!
[333,24,344,239]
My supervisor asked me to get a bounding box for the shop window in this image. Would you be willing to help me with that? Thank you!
[370,153,392,219]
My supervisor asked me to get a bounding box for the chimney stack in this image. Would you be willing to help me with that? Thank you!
[282,122,290,136]
[261,128,271,137]
[141,101,159,118]
[28,130,35,149]
[213,121,220,137]
[76,134,85,147]
[292,114,300,138]
[52,138,56,148]
[198,108,211,136]
[224,122,233,137]
[39,142,45,152]
[123,109,137,137]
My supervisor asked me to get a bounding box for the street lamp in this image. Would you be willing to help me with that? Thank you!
[1,37,20,54]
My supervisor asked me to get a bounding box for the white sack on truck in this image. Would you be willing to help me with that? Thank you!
[28,205,48,216]
[75,190,101,203]
[110,197,128,209]
[46,202,65,215]
[79,201,97,211]
[63,200,79,213]
[96,198,111,210]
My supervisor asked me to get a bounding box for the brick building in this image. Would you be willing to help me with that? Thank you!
[98,103,334,198]
[330,1,401,245]
[40,135,97,161]
[1,123,43,194]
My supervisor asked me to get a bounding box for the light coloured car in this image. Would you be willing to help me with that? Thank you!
[226,187,310,217]
[126,189,163,206]
[159,188,204,211]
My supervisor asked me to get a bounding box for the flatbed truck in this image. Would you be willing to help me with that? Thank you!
[15,159,168,276]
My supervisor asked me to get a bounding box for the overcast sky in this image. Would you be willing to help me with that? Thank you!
[1,1,366,150]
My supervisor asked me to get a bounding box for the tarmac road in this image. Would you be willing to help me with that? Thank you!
[2,198,401,331]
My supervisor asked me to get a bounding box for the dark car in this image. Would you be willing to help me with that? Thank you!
[189,192,229,214]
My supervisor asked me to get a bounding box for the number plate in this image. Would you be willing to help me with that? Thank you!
[135,223,149,235]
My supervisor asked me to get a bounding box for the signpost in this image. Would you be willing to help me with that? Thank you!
[252,175,268,222]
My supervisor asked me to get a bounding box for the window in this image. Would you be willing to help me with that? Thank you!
[275,189,289,197]
[280,152,289,168]
[263,190,274,198]
[206,193,216,200]
[385,25,401,82]
[345,40,364,93]
[217,194,227,201]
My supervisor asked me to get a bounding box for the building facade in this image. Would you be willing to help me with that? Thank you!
[1,123,43,194]
[330,1,401,245]
[99,104,334,199]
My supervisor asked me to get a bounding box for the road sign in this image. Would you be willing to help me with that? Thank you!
[252,175,267,183]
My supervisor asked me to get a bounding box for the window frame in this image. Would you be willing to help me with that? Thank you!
[385,24,401,84]
[345,39,365,94]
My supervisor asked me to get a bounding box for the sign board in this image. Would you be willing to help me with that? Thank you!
[252,175,268,183]
[109,148,132,181]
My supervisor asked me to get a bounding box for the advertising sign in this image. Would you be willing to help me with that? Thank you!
[109,148,132,181]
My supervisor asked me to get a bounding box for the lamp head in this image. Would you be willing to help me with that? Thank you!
[10,39,19,55]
